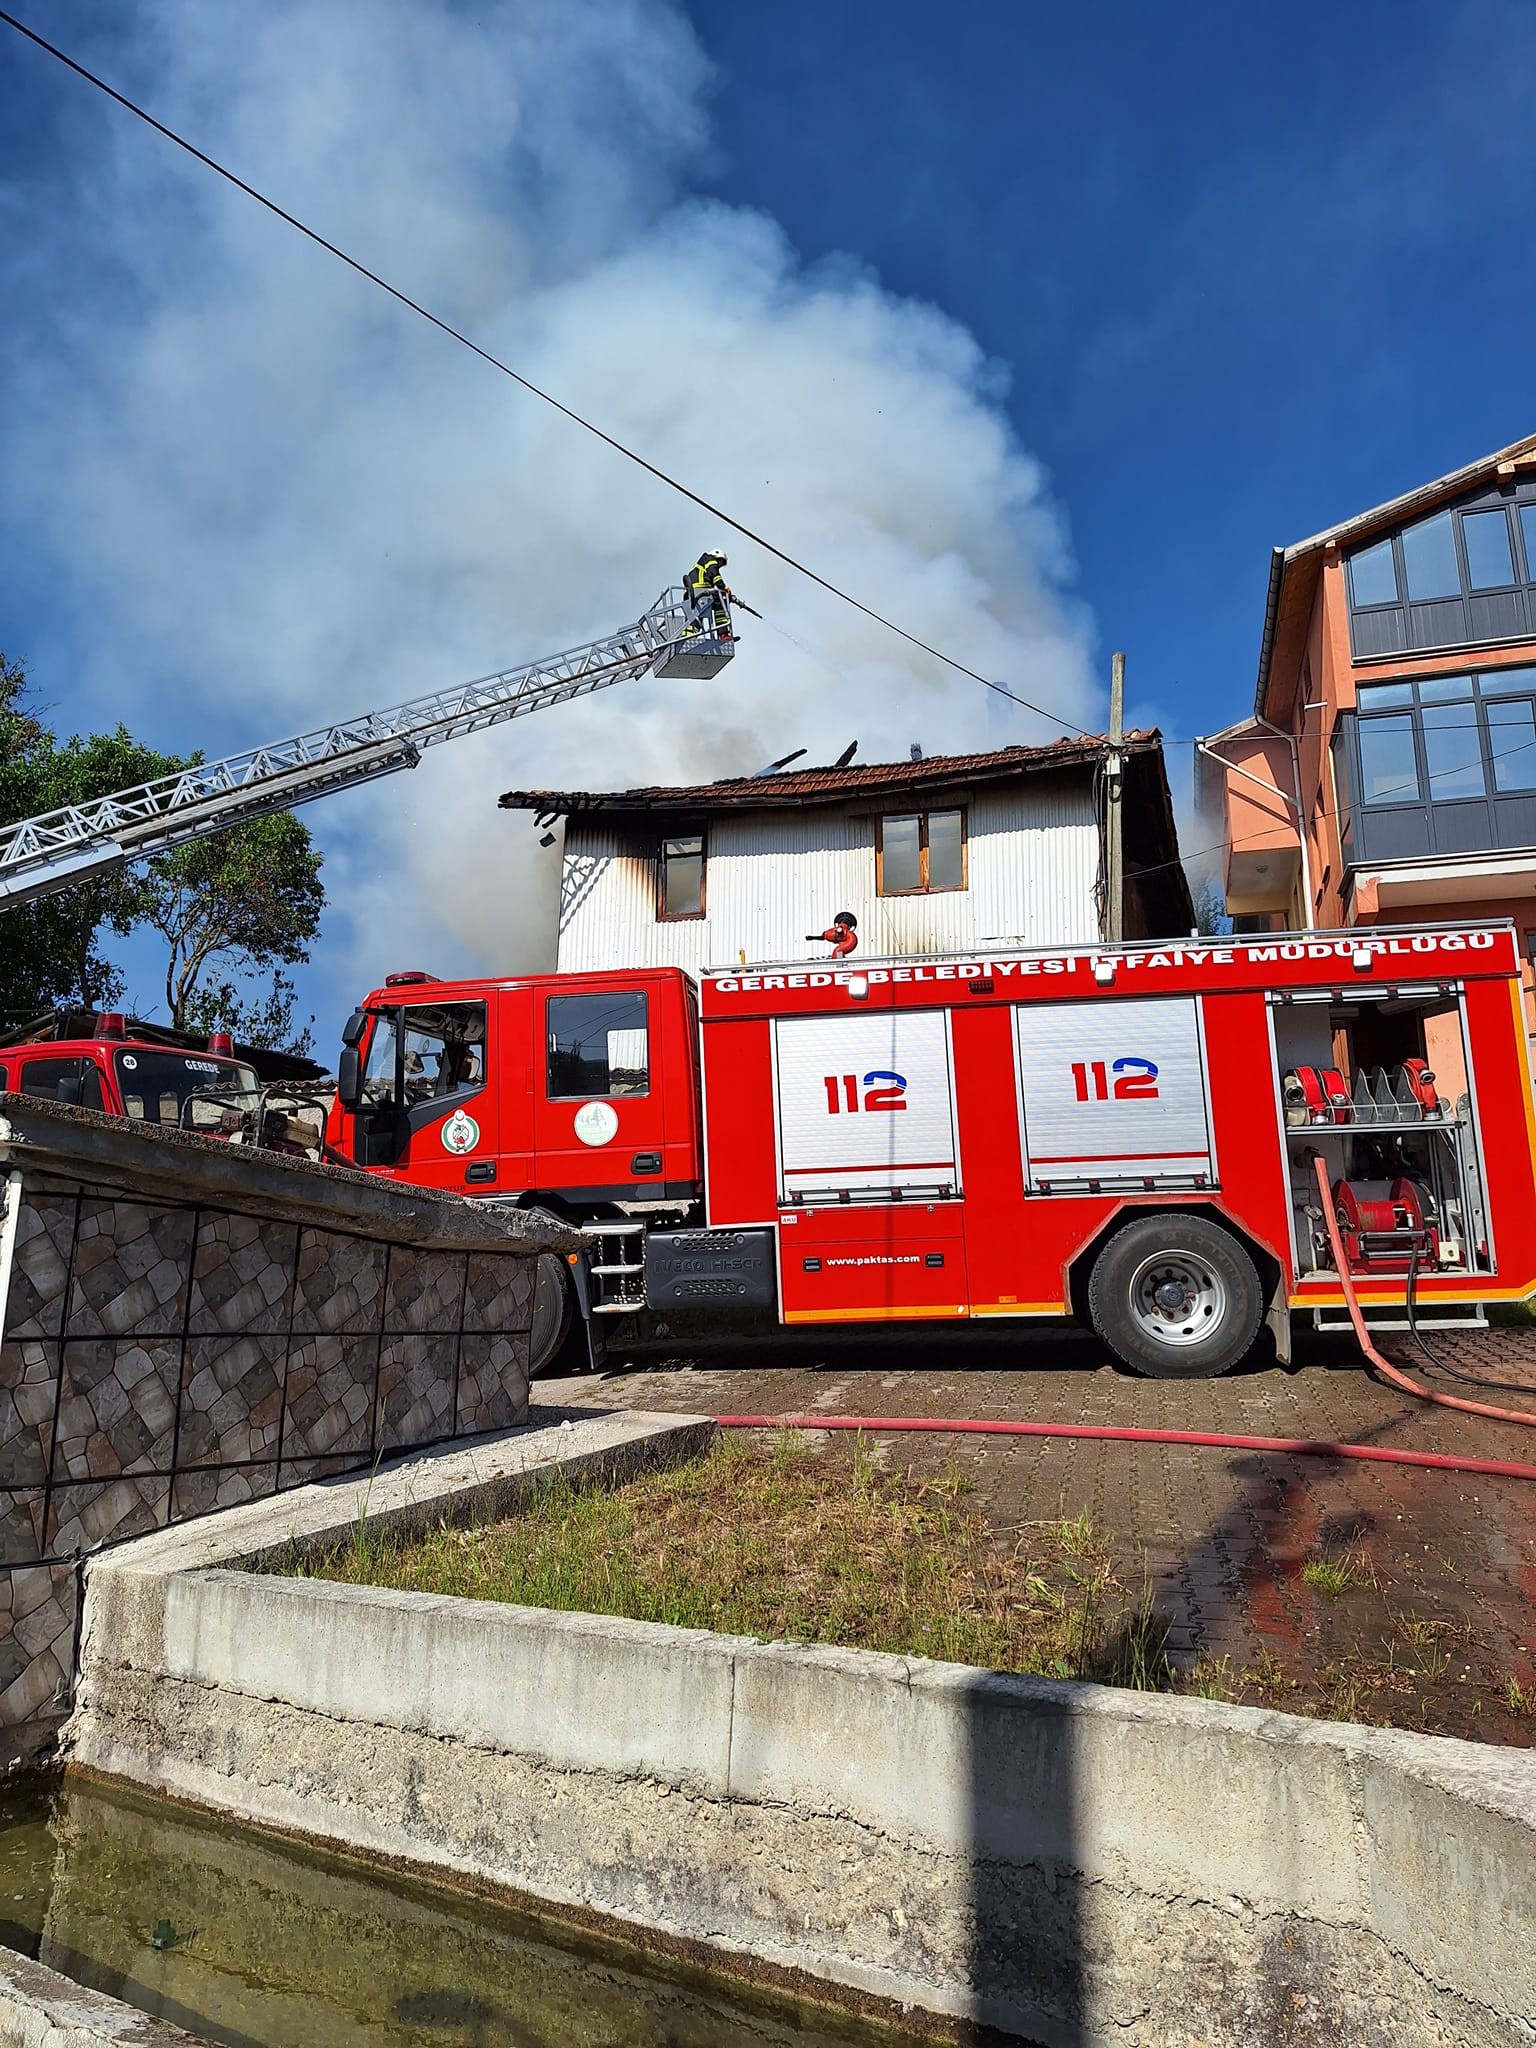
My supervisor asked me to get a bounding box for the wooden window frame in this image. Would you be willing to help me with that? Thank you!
[656,828,707,922]
[876,807,968,898]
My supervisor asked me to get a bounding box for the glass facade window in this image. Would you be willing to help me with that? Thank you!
[1357,714,1421,804]
[1415,674,1473,703]
[1420,704,1486,799]
[1462,509,1516,589]
[1400,511,1461,601]
[1353,665,1536,808]
[1344,486,1536,656]
[1348,538,1398,609]
[1487,697,1536,791]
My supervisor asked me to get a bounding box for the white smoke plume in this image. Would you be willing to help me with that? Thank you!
[2,0,1099,1016]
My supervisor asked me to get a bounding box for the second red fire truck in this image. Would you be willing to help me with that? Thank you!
[325,921,1536,1378]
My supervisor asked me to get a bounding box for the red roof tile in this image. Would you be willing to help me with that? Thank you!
[499,733,1162,815]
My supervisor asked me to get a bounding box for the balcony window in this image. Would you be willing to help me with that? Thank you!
[1486,697,1536,792]
[1421,703,1485,799]
[1348,538,1398,609]
[1400,512,1460,601]
[1343,482,1536,658]
[1463,509,1516,590]
[1357,713,1421,804]
[877,808,967,895]
[1341,663,1536,866]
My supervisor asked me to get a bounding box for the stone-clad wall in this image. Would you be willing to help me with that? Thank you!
[0,1094,575,1766]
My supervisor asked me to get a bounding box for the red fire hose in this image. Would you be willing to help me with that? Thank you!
[712,1412,1536,1484]
[712,1160,1536,1483]
[1309,1153,1536,1432]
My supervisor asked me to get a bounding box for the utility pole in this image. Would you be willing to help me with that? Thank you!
[1104,650,1125,944]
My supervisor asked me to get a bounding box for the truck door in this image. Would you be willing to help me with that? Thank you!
[493,987,536,1195]
[351,997,498,1192]
[534,985,667,1198]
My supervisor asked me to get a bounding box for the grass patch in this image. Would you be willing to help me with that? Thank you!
[1301,1555,1363,1600]
[293,1432,1171,1688]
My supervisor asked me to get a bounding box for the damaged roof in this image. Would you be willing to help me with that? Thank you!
[501,733,1193,936]
[498,732,1163,817]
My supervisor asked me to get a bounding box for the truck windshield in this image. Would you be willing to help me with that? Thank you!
[112,1051,262,1132]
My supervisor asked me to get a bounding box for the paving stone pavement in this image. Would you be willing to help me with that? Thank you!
[534,1318,1536,1744]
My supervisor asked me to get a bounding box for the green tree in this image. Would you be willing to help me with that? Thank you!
[1193,877,1230,938]
[181,969,315,1057]
[0,654,325,1050]
[0,652,180,1019]
[137,811,324,1046]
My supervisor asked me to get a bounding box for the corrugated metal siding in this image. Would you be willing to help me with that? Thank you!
[557,780,1100,973]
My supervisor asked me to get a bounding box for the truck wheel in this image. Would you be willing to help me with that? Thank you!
[1086,1214,1261,1380]
[529,1253,576,1377]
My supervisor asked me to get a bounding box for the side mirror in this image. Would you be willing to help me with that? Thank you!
[54,1078,83,1106]
[341,1007,368,1049]
[336,1046,361,1111]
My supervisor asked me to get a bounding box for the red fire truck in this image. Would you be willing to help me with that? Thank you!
[0,1010,328,1149]
[326,922,1536,1377]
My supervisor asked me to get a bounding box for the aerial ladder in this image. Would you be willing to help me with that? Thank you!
[0,586,735,910]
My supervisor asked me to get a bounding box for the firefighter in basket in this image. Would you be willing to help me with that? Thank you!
[683,547,741,641]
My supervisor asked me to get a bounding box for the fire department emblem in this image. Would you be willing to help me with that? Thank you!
[441,1109,480,1155]
[573,1100,619,1147]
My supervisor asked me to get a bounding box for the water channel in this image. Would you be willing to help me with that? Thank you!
[0,1775,936,2047]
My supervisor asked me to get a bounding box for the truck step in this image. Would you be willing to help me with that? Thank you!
[590,1261,643,1276]
[1311,1303,1489,1334]
[591,1300,643,1315]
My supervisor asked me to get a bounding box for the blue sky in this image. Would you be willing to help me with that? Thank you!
[2,0,1534,1045]
[693,0,1536,742]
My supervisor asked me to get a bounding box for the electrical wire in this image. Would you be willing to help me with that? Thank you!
[0,8,1092,741]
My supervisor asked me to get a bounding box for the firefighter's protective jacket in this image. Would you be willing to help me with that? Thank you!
[686,556,727,598]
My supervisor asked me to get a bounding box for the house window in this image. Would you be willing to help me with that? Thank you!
[658,832,705,919]
[877,808,967,895]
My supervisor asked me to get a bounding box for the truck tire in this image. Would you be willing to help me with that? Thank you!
[1086,1213,1262,1380]
[529,1252,577,1377]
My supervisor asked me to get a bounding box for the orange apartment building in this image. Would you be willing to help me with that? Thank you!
[1199,429,1536,1023]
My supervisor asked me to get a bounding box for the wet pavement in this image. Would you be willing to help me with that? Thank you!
[535,1318,1536,1743]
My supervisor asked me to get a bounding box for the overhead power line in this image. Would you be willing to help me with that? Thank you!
[0,8,1093,740]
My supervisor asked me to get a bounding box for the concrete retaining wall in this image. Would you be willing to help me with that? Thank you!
[0,1094,575,1765]
[0,1947,205,2046]
[66,1424,1536,2048]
